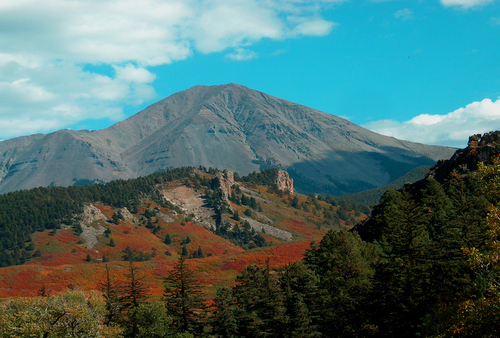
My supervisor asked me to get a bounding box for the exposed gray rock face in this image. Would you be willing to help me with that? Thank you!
[276,170,293,193]
[0,84,455,195]
[213,170,235,202]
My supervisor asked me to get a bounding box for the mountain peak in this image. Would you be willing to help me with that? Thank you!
[0,85,455,195]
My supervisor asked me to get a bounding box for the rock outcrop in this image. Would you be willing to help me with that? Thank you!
[78,204,107,250]
[80,204,108,223]
[276,170,293,193]
[213,170,235,202]
[426,131,500,183]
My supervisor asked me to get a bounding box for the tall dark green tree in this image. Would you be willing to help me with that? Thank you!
[210,287,239,338]
[163,255,206,335]
[233,260,288,338]
[304,230,379,337]
[370,189,432,337]
[98,264,123,326]
[280,262,321,338]
[121,262,150,338]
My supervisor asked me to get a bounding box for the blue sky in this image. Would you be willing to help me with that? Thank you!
[0,0,499,147]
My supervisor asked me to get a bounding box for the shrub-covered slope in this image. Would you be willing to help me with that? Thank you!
[0,167,365,298]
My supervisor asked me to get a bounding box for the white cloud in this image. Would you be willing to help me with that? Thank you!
[290,17,337,36]
[0,0,339,139]
[113,65,157,84]
[440,0,495,9]
[394,8,414,21]
[363,98,500,147]
[226,48,258,61]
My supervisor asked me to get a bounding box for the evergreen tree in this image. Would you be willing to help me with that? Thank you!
[98,264,123,326]
[164,234,172,245]
[121,262,150,337]
[211,287,239,338]
[371,189,432,337]
[304,230,378,337]
[280,262,321,338]
[163,256,206,335]
[233,260,288,337]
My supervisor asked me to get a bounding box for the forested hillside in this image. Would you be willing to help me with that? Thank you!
[1,132,499,337]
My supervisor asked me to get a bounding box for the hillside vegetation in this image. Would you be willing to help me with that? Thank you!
[0,166,365,300]
[2,132,499,337]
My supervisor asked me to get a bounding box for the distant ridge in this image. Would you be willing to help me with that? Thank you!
[0,84,455,195]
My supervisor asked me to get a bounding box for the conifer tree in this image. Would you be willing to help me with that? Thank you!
[121,262,150,337]
[164,233,172,245]
[163,256,206,335]
[371,189,432,336]
[304,230,378,337]
[211,287,239,337]
[233,260,288,337]
[98,264,122,326]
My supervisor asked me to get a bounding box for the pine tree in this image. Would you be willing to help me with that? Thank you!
[371,189,432,336]
[121,262,150,337]
[164,234,172,245]
[163,256,205,335]
[233,260,288,337]
[280,262,321,337]
[304,230,378,337]
[211,287,239,337]
[98,264,122,326]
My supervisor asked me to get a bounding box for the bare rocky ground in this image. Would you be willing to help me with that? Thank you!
[156,211,175,223]
[241,217,293,242]
[118,207,133,221]
[252,210,275,225]
[161,185,293,241]
[239,186,273,204]
[79,204,107,250]
[161,186,215,229]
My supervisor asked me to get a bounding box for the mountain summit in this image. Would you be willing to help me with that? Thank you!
[0,84,454,194]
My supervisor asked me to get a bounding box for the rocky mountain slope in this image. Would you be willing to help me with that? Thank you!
[0,84,455,194]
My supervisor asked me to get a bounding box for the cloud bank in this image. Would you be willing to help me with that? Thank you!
[363,98,500,148]
[0,0,339,139]
[440,0,495,8]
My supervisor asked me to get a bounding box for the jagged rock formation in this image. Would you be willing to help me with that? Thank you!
[78,204,107,250]
[213,170,235,202]
[0,84,455,195]
[276,170,293,193]
[118,207,133,221]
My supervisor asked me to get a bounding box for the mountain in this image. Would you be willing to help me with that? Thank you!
[0,83,455,195]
